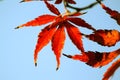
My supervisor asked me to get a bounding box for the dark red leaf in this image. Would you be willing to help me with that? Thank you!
[63,49,120,68]
[55,0,62,4]
[44,1,60,15]
[82,29,120,47]
[52,25,66,70]
[65,22,84,52]
[34,22,58,65]
[66,0,76,4]
[67,17,96,31]
[102,59,120,80]
[15,14,56,29]
[85,50,120,67]
[100,3,120,25]
[55,0,76,4]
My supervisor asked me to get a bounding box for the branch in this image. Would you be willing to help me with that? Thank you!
[66,0,105,12]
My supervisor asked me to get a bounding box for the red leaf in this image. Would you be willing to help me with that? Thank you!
[65,22,84,52]
[86,49,120,67]
[20,0,32,2]
[34,22,58,66]
[67,17,96,31]
[55,0,62,4]
[52,25,65,70]
[44,1,60,15]
[82,30,120,47]
[15,14,56,29]
[63,49,120,68]
[102,59,120,80]
[100,3,120,25]
[55,0,76,4]
[20,0,53,3]
[66,0,76,4]
[69,12,81,16]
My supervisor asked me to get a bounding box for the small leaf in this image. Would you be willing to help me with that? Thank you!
[52,25,66,70]
[34,22,58,65]
[20,0,53,3]
[63,48,120,68]
[20,0,32,2]
[55,0,62,4]
[55,0,76,4]
[16,14,56,29]
[82,29,120,47]
[44,1,60,15]
[68,17,96,31]
[102,59,120,80]
[65,22,84,52]
[100,3,120,25]
[66,0,76,4]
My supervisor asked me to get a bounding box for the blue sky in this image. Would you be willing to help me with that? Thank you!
[0,0,120,80]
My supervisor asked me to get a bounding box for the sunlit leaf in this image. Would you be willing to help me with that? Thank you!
[34,22,57,66]
[52,25,66,70]
[86,49,120,67]
[44,0,60,15]
[82,29,120,47]
[100,2,120,25]
[15,14,56,29]
[67,17,96,31]
[65,22,84,52]
[102,59,120,80]
[63,48,120,67]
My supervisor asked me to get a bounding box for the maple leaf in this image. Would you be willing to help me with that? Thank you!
[16,1,95,70]
[63,48,120,68]
[102,59,120,80]
[82,29,120,47]
[67,17,96,31]
[97,0,120,25]
[55,0,76,4]
[20,0,53,3]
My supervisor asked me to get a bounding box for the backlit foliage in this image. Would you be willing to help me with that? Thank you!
[16,0,120,80]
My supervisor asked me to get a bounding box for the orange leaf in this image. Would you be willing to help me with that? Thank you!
[102,59,120,80]
[44,1,60,15]
[52,25,65,70]
[16,14,56,29]
[82,30,120,47]
[63,49,120,68]
[65,22,84,52]
[34,22,58,66]
[100,3,120,25]
[86,49,120,67]
[68,17,96,31]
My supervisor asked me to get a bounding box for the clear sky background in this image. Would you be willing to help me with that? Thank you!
[0,0,120,80]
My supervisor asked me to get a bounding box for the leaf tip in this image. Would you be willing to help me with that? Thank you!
[63,53,72,58]
[35,62,37,67]
[56,66,59,71]
[19,0,24,3]
[15,26,23,29]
